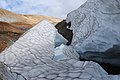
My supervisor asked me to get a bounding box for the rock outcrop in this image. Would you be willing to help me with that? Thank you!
[55,20,73,45]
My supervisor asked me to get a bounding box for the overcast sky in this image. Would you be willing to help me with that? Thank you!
[0,0,87,19]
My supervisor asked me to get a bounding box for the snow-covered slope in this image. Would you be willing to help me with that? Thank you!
[66,0,120,53]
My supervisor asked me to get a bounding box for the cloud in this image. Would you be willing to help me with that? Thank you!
[0,0,87,18]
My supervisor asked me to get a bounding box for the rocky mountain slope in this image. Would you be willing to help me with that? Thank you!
[0,8,61,25]
[0,9,62,52]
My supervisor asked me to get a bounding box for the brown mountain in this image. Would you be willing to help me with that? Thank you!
[0,8,62,52]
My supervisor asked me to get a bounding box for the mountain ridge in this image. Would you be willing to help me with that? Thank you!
[0,9,62,52]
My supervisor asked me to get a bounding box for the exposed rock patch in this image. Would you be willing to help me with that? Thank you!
[55,20,73,45]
